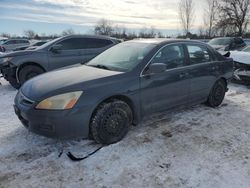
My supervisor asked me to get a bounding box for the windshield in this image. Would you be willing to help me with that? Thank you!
[86,42,155,72]
[0,40,7,45]
[208,38,232,46]
[242,46,250,52]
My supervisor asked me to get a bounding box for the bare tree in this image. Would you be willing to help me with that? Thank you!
[204,0,218,37]
[178,0,195,36]
[23,29,36,39]
[216,0,250,36]
[62,28,75,36]
[0,33,11,38]
[94,19,114,36]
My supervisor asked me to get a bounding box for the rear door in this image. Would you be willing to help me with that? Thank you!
[48,38,82,70]
[140,43,190,115]
[184,43,219,103]
[80,38,115,64]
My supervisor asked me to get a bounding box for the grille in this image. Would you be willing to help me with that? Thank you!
[18,92,35,106]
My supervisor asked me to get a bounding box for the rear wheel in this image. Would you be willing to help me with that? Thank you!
[18,65,44,86]
[206,80,226,107]
[90,100,133,144]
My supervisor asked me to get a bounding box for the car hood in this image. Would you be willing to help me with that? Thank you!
[0,50,34,58]
[21,65,123,101]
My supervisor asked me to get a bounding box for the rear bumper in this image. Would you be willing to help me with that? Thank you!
[14,92,92,139]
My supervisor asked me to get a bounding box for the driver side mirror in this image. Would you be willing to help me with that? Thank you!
[149,63,166,74]
[50,44,62,53]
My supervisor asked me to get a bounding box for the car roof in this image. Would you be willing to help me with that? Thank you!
[6,39,29,41]
[128,38,206,45]
[62,34,120,42]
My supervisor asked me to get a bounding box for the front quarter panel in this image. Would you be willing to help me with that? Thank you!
[75,73,141,124]
[10,50,49,71]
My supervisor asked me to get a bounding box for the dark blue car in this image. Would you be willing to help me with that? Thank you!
[14,39,234,144]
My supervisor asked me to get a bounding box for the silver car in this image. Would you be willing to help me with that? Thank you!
[0,39,30,52]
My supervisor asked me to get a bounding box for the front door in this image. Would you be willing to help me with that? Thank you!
[140,44,190,115]
[48,38,82,70]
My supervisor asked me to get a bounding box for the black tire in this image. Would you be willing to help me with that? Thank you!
[8,76,21,89]
[90,100,133,144]
[18,65,44,85]
[206,80,226,107]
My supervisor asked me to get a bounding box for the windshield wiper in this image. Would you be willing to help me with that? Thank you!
[88,64,110,70]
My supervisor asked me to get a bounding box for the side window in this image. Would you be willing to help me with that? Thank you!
[57,38,113,50]
[57,38,79,50]
[187,45,213,65]
[151,44,185,69]
[22,40,29,44]
[5,40,16,45]
[17,40,25,44]
[83,38,113,49]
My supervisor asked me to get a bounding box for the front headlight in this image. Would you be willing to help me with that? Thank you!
[36,91,83,110]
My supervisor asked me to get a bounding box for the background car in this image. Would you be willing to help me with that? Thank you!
[229,46,250,85]
[0,39,30,52]
[13,40,48,51]
[0,35,120,89]
[14,39,234,144]
[0,37,8,44]
[208,37,246,51]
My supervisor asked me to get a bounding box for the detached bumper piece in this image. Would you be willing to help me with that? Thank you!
[233,63,250,85]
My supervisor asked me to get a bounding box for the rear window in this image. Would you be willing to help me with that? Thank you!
[208,38,232,46]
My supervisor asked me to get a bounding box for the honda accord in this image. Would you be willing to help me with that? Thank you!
[14,39,234,144]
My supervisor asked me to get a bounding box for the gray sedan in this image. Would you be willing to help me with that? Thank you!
[14,39,234,144]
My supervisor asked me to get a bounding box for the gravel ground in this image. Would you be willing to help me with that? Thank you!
[0,78,250,188]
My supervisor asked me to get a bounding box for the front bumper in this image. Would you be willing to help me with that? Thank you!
[0,62,16,81]
[14,91,92,139]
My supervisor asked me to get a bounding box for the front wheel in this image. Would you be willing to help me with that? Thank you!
[18,65,44,86]
[206,80,226,107]
[90,100,133,144]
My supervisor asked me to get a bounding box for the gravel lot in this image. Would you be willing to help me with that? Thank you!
[0,78,250,188]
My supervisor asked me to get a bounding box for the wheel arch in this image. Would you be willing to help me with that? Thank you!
[219,77,227,87]
[16,62,46,82]
[90,94,138,126]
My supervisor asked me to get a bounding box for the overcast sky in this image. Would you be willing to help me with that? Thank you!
[0,0,206,36]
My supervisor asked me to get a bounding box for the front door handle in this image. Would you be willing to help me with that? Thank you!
[179,72,189,78]
[211,66,219,71]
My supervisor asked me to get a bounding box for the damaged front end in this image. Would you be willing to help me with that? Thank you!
[0,58,20,88]
[0,61,17,82]
[233,62,250,84]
